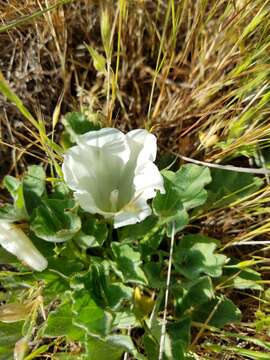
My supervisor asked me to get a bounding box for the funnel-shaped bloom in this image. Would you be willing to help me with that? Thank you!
[63,128,164,228]
[0,221,47,271]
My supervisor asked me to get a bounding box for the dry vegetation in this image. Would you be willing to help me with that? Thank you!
[0,0,270,359]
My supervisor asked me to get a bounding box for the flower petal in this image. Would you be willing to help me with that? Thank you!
[117,129,158,208]
[77,127,130,164]
[75,191,112,217]
[114,162,164,228]
[62,145,97,192]
[126,129,157,163]
[134,161,165,195]
[0,222,47,272]
[114,197,152,228]
[63,128,131,213]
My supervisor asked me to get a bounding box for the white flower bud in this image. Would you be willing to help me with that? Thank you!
[0,221,47,271]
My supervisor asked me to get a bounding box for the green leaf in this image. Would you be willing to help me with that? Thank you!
[203,168,263,210]
[165,165,212,210]
[167,318,191,359]
[87,335,145,360]
[23,165,46,215]
[143,335,159,360]
[71,263,132,310]
[31,269,70,301]
[174,235,228,280]
[111,243,147,285]
[143,261,164,288]
[0,246,19,263]
[1,166,46,221]
[72,290,112,336]
[112,311,138,330]
[153,172,188,235]
[44,296,85,341]
[166,208,189,237]
[0,322,23,360]
[224,265,263,291]
[28,238,84,279]
[31,199,81,242]
[3,175,26,219]
[105,335,144,360]
[74,216,108,248]
[192,296,241,328]
[60,130,74,150]
[153,173,183,218]
[0,204,24,222]
[119,215,158,242]
[175,276,215,316]
[153,165,210,234]
[105,283,133,310]
[3,175,21,199]
[50,182,71,200]
[119,216,163,257]
[144,318,191,360]
[86,336,124,360]
[139,229,164,257]
[62,112,101,143]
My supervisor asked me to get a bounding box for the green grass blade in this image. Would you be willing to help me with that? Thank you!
[0,72,39,130]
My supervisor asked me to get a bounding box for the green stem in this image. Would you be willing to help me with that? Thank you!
[70,239,88,265]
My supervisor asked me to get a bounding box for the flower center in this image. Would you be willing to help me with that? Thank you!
[109,189,119,212]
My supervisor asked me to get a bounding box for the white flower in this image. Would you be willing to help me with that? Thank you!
[0,221,47,272]
[62,128,165,228]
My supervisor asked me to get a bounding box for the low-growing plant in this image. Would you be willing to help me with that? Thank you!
[0,113,265,360]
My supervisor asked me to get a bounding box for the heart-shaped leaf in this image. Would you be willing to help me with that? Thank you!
[31,199,81,242]
[174,234,227,280]
[111,243,147,285]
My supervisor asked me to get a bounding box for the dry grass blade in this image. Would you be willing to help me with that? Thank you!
[1,0,270,358]
[0,0,75,33]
